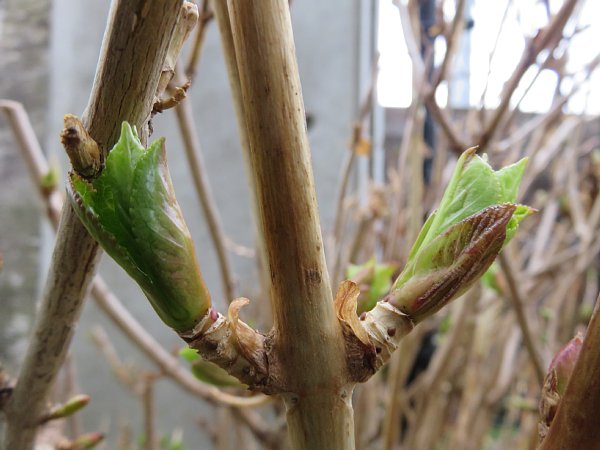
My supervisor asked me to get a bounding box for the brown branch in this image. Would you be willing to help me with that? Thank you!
[1,4,194,448]
[331,57,378,283]
[142,375,159,450]
[185,0,213,79]
[423,95,467,153]
[384,85,426,260]
[172,66,238,303]
[226,0,354,448]
[1,100,271,411]
[498,252,545,386]
[427,0,474,150]
[90,327,137,390]
[0,100,63,227]
[538,300,600,450]
[381,327,427,450]
[330,143,356,273]
[91,279,269,408]
[152,80,190,114]
[430,0,466,90]
[498,52,600,155]
[156,2,199,106]
[421,290,478,392]
[394,0,425,80]
[211,0,270,302]
[61,356,83,439]
[395,0,467,153]
[90,328,159,450]
[475,0,512,124]
[477,0,579,151]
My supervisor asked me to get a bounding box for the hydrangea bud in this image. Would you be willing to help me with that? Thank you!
[539,333,583,440]
[386,148,533,322]
[68,123,211,333]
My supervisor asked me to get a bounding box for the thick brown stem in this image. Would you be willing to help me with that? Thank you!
[2,2,182,449]
[226,1,354,448]
[211,0,269,301]
[538,303,600,450]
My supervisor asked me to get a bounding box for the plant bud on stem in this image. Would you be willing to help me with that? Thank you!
[68,431,104,450]
[538,333,583,441]
[61,114,102,179]
[40,394,90,424]
[388,204,516,322]
[68,122,211,333]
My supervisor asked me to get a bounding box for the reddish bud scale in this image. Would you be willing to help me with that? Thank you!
[538,333,584,441]
[547,332,583,396]
[389,204,516,323]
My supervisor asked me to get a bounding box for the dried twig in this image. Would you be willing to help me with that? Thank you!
[477,0,579,150]
[186,0,213,79]
[430,0,466,90]
[394,0,467,153]
[498,252,545,385]
[171,66,238,303]
[0,100,62,226]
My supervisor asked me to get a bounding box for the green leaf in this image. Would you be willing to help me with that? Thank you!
[389,204,517,321]
[402,149,528,273]
[70,432,104,449]
[367,263,396,308]
[179,347,200,363]
[346,262,368,280]
[41,164,60,190]
[346,258,397,313]
[43,394,90,422]
[190,358,244,388]
[388,148,533,322]
[180,342,243,388]
[68,123,211,333]
[160,433,189,450]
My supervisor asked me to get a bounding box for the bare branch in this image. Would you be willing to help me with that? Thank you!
[172,66,238,303]
[498,252,545,386]
[478,0,579,150]
[227,0,355,447]
[2,4,203,447]
[185,0,213,79]
[1,102,278,450]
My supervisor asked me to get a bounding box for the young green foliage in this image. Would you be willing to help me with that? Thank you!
[387,148,533,322]
[347,258,397,313]
[179,347,243,388]
[68,123,211,333]
[41,394,90,423]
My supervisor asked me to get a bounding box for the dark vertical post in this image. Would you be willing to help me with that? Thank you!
[419,0,436,185]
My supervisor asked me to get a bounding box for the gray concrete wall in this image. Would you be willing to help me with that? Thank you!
[31,1,358,446]
[0,0,50,372]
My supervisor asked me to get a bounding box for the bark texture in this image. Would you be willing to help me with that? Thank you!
[538,307,600,450]
[2,2,182,449]
[226,0,355,448]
